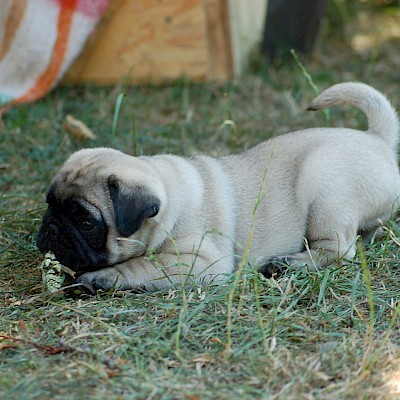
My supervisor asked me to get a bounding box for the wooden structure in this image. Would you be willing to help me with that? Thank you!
[64,0,268,84]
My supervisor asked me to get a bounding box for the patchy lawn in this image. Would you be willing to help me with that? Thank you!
[1,3,399,399]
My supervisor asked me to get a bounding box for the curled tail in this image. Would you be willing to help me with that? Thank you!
[308,82,399,151]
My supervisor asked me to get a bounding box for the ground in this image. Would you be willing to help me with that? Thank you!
[1,2,400,399]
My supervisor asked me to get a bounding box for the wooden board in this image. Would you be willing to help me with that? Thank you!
[64,0,234,84]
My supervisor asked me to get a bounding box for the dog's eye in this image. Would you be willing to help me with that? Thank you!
[76,218,94,231]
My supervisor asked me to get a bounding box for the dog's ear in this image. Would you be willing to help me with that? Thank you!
[108,175,160,237]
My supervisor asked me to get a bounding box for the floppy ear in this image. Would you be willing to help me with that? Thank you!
[108,175,160,237]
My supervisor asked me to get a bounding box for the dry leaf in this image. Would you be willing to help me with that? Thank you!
[7,298,23,306]
[186,396,201,400]
[18,320,27,333]
[63,115,97,141]
[0,342,18,351]
[192,354,213,363]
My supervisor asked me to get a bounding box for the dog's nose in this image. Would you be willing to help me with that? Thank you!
[48,223,59,237]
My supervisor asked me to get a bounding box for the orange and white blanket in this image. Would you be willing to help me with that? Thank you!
[0,0,110,111]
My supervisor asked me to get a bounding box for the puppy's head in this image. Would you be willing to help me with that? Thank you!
[36,148,165,271]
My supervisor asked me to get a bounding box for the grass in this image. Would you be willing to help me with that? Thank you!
[1,3,400,399]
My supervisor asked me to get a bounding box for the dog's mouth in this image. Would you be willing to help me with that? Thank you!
[37,198,110,271]
[39,243,138,275]
[37,216,141,273]
[40,247,99,272]
[37,227,108,272]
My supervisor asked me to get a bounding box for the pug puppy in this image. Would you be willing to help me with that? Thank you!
[37,82,400,293]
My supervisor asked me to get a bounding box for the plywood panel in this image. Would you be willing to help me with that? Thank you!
[203,0,233,81]
[64,0,265,84]
[65,0,210,84]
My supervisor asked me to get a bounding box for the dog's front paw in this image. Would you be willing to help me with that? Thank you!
[75,268,121,294]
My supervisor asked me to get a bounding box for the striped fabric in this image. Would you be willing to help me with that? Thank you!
[0,0,110,110]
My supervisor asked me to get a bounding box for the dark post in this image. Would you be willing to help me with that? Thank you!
[262,0,329,60]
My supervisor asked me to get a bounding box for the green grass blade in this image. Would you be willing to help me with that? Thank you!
[112,92,127,140]
[317,269,330,307]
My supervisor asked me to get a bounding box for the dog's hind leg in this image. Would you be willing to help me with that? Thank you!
[260,237,357,278]
[260,211,359,277]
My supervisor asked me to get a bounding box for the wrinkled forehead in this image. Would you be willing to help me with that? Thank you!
[61,151,107,181]
[47,166,107,205]
[58,163,102,188]
[46,149,163,205]
[45,180,104,225]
